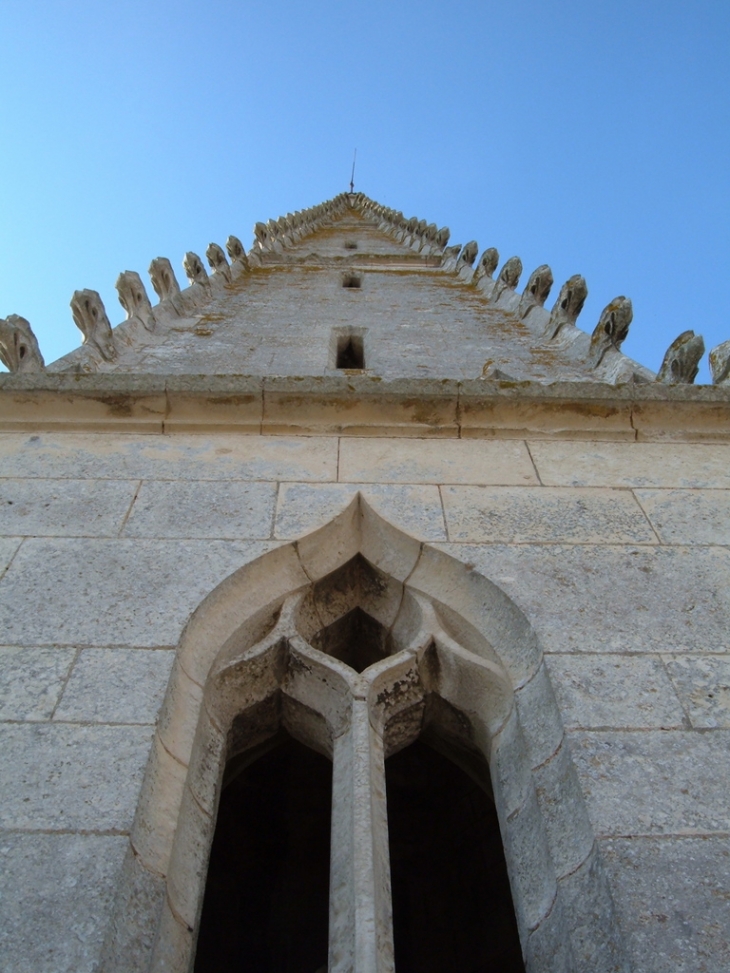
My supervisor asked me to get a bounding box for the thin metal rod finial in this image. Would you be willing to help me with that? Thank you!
[350,149,357,193]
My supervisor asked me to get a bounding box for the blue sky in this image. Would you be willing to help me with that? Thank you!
[1,0,728,379]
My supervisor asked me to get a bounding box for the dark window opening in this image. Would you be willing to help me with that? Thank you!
[336,334,365,369]
[311,606,388,673]
[341,274,362,288]
[194,736,332,973]
[344,241,358,250]
[386,738,526,973]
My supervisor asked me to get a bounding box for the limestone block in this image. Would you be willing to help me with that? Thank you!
[165,782,215,931]
[570,729,730,834]
[129,732,187,875]
[529,440,730,488]
[433,542,730,655]
[0,537,278,647]
[635,487,730,544]
[534,739,597,879]
[0,646,75,720]
[441,485,657,544]
[148,898,194,973]
[96,843,166,973]
[0,314,45,373]
[54,648,174,724]
[546,654,685,729]
[122,480,277,539]
[662,654,730,728]
[275,482,446,542]
[489,705,532,817]
[155,657,204,765]
[514,661,564,765]
[0,832,127,973]
[0,477,138,536]
[601,835,730,973]
[524,899,578,973]
[360,498,423,583]
[339,436,538,485]
[0,432,338,481]
[0,723,151,830]
[557,843,630,973]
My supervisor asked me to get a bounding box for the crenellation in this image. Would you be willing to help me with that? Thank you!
[490,255,523,305]
[546,274,588,339]
[518,265,554,320]
[182,251,209,287]
[709,338,730,385]
[148,256,182,306]
[656,330,705,384]
[70,289,116,362]
[205,243,231,282]
[589,296,632,369]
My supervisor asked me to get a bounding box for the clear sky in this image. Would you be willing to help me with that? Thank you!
[1,0,728,380]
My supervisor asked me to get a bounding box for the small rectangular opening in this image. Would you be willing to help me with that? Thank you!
[341,274,362,289]
[336,334,365,370]
[344,241,359,250]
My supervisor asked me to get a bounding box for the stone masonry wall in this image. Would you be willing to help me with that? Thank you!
[0,431,729,972]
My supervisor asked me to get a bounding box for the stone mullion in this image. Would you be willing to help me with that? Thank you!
[329,697,395,973]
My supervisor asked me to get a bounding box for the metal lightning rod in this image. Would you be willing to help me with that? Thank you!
[349,149,357,192]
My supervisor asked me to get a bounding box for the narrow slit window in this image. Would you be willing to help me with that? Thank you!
[341,273,362,289]
[336,334,365,370]
[344,241,359,250]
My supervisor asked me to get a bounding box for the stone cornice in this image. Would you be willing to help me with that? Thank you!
[1,373,728,441]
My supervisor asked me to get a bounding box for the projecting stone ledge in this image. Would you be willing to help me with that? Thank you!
[1,372,729,442]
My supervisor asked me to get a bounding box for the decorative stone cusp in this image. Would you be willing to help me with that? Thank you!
[115,271,154,331]
[70,289,116,361]
[456,241,479,270]
[148,257,181,303]
[656,330,705,384]
[709,339,730,385]
[546,275,588,339]
[589,296,632,368]
[0,314,45,373]
[490,256,523,303]
[206,243,231,282]
[183,252,209,286]
[518,265,554,319]
[472,248,499,285]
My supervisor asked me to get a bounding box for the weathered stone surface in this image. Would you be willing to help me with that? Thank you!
[0,314,45,373]
[530,441,730,488]
[275,482,446,541]
[54,648,174,724]
[602,836,730,973]
[0,832,127,973]
[436,541,730,655]
[0,646,75,720]
[0,537,280,646]
[0,477,138,536]
[663,654,730,728]
[570,729,730,835]
[0,432,338,481]
[635,488,730,545]
[70,289,116,361]
[339,437,538,485]
[0,723,152,830]
[0,536,21,578]
[441,485,656,543]
[546,654,685,729]
[122,480,276,539]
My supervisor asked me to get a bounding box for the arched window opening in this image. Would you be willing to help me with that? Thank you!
[386,737,525,973]
[194,735,332,973]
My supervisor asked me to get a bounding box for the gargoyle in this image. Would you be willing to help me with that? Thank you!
[656,330,705,384]
[546,275,588,339]
[149,257,181,303]
[70,289,116,361]
[709,339,730,385]
[518,265,554,319]
[0,314,44,372]
[206,243,231,282]
[115,271,154,331]
[183,252,209,286]
[589,297,632,368]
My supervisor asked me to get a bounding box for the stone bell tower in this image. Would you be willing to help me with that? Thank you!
[0,193,729,973]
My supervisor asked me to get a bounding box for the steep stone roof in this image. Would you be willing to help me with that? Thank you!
[1,192,728,387]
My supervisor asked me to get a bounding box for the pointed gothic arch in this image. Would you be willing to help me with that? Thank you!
[100,496,628,973]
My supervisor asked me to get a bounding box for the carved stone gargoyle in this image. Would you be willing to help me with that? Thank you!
[656,330,705,384]
[206,243,231,283]
[472,248,499,286]
[589,297,632,368]
[490,256,523,303]
[0,314,45,373]
[115,271,154,331]
[70,289,116,361]
[183,252,209,287]
[546,275,588,339]
[149,257,181,304]
[518,265,554,319]
[709,339,730,385]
